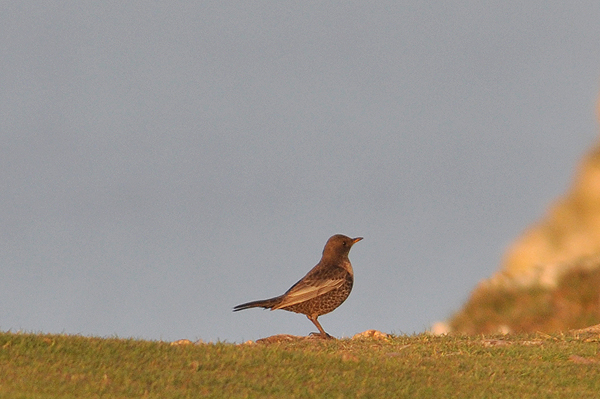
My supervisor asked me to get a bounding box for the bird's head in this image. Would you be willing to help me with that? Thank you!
[322,234,363,260]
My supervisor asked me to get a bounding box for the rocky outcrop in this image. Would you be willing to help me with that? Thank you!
[496,142,600,289]
[449,98,600,333]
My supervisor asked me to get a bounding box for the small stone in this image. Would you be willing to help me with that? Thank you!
[256,334,304,344]
[352,330,390,340]
[572,323,600,334]
[170,339,194,346]
[429,321,451,335]
[497,325,511,335]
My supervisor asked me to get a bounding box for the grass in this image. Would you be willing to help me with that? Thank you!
[1,331,600,398]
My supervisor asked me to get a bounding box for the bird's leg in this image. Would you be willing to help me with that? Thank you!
[307,315,334,339]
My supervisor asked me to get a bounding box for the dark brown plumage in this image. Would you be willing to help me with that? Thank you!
[233,234,363,339]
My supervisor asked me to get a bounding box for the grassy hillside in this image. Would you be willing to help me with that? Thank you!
[450,266,600,334]
[1,331,600,398]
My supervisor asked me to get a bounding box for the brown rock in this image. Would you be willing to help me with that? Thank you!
[352,329,390,340]
[170,339,194,346]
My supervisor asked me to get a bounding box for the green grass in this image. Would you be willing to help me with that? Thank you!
[1,331,599,398]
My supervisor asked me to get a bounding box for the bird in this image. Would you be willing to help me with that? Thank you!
[233,234,363,339]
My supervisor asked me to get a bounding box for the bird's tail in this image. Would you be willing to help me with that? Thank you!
[233,296,282,311]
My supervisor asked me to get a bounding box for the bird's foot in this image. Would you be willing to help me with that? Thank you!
[309,332,335,340]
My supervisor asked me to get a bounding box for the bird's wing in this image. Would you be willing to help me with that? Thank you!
[272,267,348,310]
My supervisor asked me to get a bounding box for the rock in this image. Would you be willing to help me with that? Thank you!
[429,321,451,335]
[352,330,390,340]
[495,138,600,288]
[170,339,194,346]
[255,334,306,344]
[450,94,600,333]
[571,323,600,334]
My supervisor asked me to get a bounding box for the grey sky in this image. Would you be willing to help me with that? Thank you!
[1,2,599,342]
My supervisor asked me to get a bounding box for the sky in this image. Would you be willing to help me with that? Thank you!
[1,2,600,343]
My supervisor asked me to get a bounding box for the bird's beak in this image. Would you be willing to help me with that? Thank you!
[352,237,363,244]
